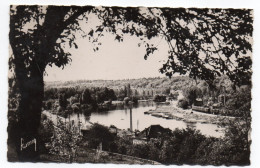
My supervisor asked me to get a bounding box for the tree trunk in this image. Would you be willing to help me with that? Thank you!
[15,64,44,161]
[9,5,92,162]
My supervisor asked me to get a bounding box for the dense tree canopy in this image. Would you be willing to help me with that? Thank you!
[95,7,253,86]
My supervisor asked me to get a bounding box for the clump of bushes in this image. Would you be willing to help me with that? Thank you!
[83,123,116,151]
[178,98,189,109]
[153,95,166,102]
[38,114,54,154]
[182,86,202,105]
[43,99,56,110]
[108,126,250,166]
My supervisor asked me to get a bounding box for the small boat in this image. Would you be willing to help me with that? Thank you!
[151,113,163,118]
[165,116,173,119]
[161,114,173,119]
[185,120,197,123]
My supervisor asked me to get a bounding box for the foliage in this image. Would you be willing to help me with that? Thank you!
[225,85,251,118]
[177,98,189,109]
[45,76,193,100]
[132,96,139,104]
[81,88,94,105]
[69,96,80,105]
[182,75,252,118]
[43,99,55,110]
[38,114,54,153]
[159,128,207,164]
[116,88,127,100]
[98,7,253,86]
[47,118,82,157]
[153,95,166,102]
[84,123,116,151]
[162,87,171,95]
[109,127,250,165]
[182,86,202,105]
[44,88,58,100]
[129,143,150,158]
[9,6,93,74]
[71,103,80,113]
[44,86,117,111]
[58,93,68,110]
[204,118,251,166]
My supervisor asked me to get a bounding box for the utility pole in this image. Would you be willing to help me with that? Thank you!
[130,106,133,132]
[137,120,139,131]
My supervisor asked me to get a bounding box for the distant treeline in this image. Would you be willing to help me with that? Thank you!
[45,76,192,92]
[44,76,193,103]
[44,87,117,103]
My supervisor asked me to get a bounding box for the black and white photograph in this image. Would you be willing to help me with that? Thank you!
[1,0,260,167]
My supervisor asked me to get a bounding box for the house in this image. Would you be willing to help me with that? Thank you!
[194,98,203,106]
[135,125,172,141]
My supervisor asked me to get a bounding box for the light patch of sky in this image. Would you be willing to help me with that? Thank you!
[44,13,169,81]
[45,34,168,81]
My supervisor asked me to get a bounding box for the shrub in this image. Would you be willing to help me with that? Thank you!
[38,114,54,153]
[47,119,82,157]
[132,96,139,104]
[71,103,80,113]
[124,97,130,104]
[178,99,189,109]
[182,86,202,105]
[225,85,251,118]
[85,123,116,151]
[43,99,55,110]
[153,95,166,102]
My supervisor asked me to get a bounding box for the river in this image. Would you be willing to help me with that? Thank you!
[67,101,224,138]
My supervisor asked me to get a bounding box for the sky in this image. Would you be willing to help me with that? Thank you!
[44,13,169,81]
[44,34,168,81]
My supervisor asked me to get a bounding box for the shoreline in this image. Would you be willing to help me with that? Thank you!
[146,103,236,125]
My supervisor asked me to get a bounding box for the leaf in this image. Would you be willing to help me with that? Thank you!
[115,34,122,42]
[88,29,94,37]
[74,43,78,49]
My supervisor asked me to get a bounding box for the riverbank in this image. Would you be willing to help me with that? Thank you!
[146,103,236,125]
